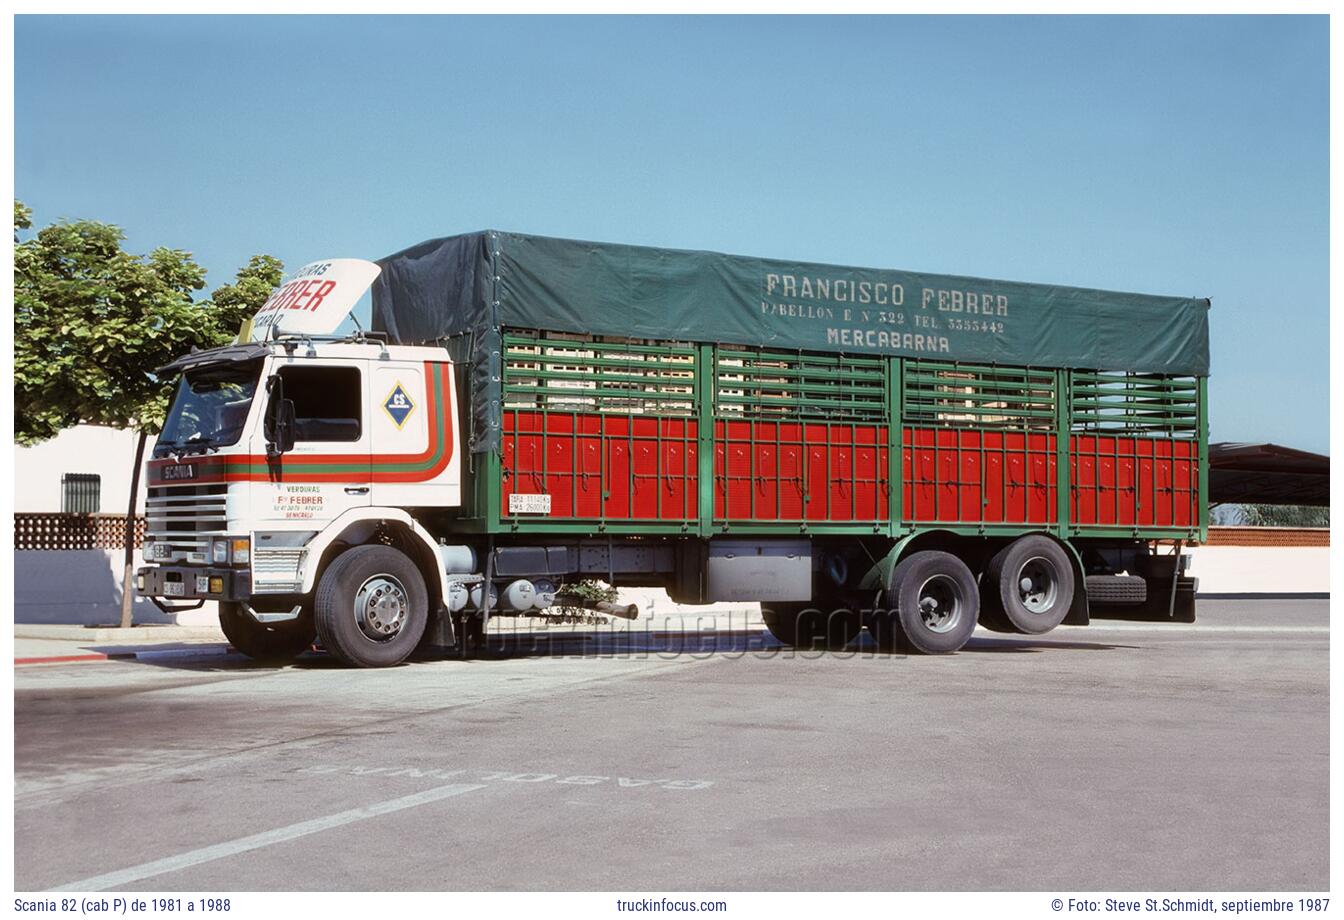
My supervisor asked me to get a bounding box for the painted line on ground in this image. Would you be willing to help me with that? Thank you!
[51,782,487,892]
[1059,624,1329,635]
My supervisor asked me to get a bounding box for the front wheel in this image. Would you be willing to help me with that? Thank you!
[218,602,315,663]
[315,545,429,668]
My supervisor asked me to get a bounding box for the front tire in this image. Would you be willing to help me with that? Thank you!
[315,545,429,668]
[218,602,315,663]
[866,551,979,654]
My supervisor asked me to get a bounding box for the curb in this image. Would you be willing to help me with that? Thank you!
[16,645,237,667]
[14,625,226,642]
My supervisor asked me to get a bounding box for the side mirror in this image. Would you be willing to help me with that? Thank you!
[264,375,296,456]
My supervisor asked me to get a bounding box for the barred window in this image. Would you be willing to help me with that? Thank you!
[61,473,101,514]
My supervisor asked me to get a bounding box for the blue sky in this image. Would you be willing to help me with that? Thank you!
[15,15,1329,452]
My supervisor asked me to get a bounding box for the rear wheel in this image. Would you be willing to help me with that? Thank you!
[985,536,1075,635]
[315,545,429,668]
[976,577,1017,634]
[762,602,862,649]
[218,602,315,663]
[866,551,979,654]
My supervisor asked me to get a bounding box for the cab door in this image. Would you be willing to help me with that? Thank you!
[258,357,371,524]
[369,360,458,508]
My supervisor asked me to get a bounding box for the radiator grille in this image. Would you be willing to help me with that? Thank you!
[145,484,229,562]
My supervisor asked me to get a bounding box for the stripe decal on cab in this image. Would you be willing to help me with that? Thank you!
[147,362,453,485]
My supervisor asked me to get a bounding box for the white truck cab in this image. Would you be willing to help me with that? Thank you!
[137,260,471,666]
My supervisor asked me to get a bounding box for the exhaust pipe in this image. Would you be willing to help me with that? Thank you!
[553,594,640,620]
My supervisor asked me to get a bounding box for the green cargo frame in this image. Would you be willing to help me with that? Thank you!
[464,330,1208,543]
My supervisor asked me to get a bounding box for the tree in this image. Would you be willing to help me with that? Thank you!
[14,201,283,625]
[1240,504,1329,528]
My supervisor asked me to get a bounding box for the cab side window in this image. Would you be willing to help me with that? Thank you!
[278,365,362,442]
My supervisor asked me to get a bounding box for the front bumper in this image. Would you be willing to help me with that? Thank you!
[137,565,251,602]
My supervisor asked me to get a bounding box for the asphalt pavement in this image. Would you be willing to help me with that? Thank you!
[13,599,1329,892]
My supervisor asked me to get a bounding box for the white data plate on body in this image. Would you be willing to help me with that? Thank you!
[249,258,381,340]
[508,493,552,514]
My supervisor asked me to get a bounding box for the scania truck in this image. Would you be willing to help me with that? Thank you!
[137,232,1209,667]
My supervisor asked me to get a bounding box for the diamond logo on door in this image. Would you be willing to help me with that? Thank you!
[383,382,415,428]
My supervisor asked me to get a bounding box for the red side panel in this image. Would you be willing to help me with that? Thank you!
[501,412,1199,530]
[713,420,889,523]
[902,427,1057,525]
[1070,435,1198,528]
[501,412,698,521]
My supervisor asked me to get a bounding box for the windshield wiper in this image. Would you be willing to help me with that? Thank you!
[175,436,220,456]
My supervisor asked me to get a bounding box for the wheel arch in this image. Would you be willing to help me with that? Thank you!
[300,508,450,612]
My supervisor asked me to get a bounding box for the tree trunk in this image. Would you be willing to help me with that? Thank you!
[119,430,148,628]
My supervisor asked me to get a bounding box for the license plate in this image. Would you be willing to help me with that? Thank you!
[196,575,211,594]
[163,582,185,597]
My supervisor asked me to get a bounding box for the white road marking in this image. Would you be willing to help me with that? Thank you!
[1048,625,1329,635]
[51,782,486,892]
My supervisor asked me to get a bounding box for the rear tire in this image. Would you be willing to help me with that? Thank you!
[762,603,862,649]
[315,545,429,668]
[976,579,1018,634]
[866,551,979,654]
[985,536,1075,635]
[218,602,315,663]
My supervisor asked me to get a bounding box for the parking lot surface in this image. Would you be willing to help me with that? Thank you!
[14,599,1328,891]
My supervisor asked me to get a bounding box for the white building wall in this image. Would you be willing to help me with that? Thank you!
[14,425,149,513]
[1185,546,1330,595]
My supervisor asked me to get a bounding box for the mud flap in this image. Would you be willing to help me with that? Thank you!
[416,604,458,649]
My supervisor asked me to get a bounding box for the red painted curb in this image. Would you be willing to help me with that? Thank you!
[15,653,110,665]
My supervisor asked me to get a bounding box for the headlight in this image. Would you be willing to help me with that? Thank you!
[231,537,251,565]
[211,539,229,564]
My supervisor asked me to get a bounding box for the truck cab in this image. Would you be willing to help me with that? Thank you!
[138,261,469,666]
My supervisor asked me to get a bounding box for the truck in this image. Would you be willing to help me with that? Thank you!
[136,231,1210,667]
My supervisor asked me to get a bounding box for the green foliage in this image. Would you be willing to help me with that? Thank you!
[14,201,282,444]
[564,579,619,604]
[549,579,619,623]
[1239,504,1329,527]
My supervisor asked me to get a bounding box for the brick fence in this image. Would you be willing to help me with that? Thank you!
[14,513,146,551]
[1204,526,1329,547]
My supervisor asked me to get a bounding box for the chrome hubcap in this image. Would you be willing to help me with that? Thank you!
[916,575,962,634]
[1016,557,1058,615]
[355,575,409,641]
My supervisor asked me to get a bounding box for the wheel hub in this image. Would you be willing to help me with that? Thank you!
[916,575,962,634]
[1016,557,1059,615]
[355,575,409,641]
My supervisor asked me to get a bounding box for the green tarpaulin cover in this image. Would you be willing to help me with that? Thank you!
[371,231,1210,453]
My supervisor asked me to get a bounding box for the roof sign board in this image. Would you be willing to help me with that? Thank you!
[250,258,380,341]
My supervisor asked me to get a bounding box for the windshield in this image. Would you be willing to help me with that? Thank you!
[154,360,262,457]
